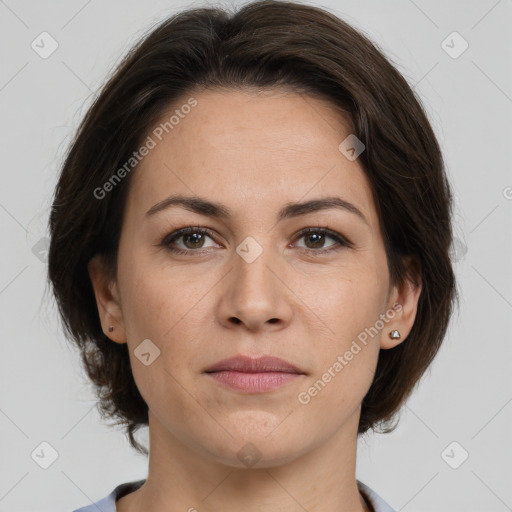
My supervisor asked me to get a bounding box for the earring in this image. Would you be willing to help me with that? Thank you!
[389,330,400,339]
[108,325,114,332]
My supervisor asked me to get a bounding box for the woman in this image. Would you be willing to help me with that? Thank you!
[47,1,457,511]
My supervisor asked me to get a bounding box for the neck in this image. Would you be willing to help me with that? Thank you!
[117,408,371,512]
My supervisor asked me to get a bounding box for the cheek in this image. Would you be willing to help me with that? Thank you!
[296,289,381,422]
[118,252,215,400]
[294,261,386,397]
[118,261,208,426]
[298,260,388,343]
[118,247,210,341]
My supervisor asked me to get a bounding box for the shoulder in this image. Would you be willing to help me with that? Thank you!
[72,478,391,512]
[71,479,146,512]
[357,480,396,512]
[71,492,115,512]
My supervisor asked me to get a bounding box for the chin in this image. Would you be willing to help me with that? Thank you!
[202,428,310,469]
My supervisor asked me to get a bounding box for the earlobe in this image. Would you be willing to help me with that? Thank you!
[381,255,422,350]
[87,255,127,344]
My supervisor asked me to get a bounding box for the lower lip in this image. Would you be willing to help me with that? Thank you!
[206,371,303,393]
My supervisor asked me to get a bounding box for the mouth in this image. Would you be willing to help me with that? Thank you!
[204,354,304,373]
[205,370,304,393]
[204,355,306,393]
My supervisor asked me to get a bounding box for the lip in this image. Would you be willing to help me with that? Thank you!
[204,355,306,394]
[207,371,303,393]
[204,355,304,374]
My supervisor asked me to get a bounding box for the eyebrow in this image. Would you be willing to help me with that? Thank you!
[145,194,369,226]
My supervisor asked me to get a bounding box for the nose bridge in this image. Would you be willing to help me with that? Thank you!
[233,234,278,301]
[219,233,291,330]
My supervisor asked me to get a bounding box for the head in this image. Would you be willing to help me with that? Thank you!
[47,0,457,459]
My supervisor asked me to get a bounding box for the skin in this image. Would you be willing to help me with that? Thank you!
[88,87,421,512]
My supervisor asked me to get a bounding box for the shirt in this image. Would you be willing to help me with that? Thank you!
[72,478,395,512]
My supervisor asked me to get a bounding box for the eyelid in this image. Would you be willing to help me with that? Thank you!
[161,226,220,248]
[160,225,353,254]
[292,226,352,246]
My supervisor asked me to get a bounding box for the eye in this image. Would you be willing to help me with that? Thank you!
[161,226,219,254]
[160,226,352,255]
[292,227,351,254]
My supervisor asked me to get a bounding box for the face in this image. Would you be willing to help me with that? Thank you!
[89,87,417,468]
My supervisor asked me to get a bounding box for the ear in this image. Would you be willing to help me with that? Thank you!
[87,254,127,344]
[381,254,422,350]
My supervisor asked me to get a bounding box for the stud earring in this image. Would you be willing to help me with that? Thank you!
[389,330,400,339]
[108,325,114,332]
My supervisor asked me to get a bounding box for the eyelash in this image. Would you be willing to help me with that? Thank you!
[160,226,352,255]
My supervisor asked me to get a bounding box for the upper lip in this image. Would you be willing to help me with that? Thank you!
[204,355,304,374]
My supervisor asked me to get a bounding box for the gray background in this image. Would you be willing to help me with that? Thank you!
[1,0,511,510]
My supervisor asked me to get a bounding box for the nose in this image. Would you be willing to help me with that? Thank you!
[216,242,293,332]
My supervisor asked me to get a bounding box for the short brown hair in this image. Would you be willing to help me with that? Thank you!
[47,0,458,455]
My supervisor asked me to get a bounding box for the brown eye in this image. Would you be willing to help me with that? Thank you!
[162,227,218,254]
[161,226,351,256]
[294,228,351,253]
[303,232,329,249]
[181,232,206,249]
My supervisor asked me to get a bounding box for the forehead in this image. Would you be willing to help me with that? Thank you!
[126,87,378,227]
